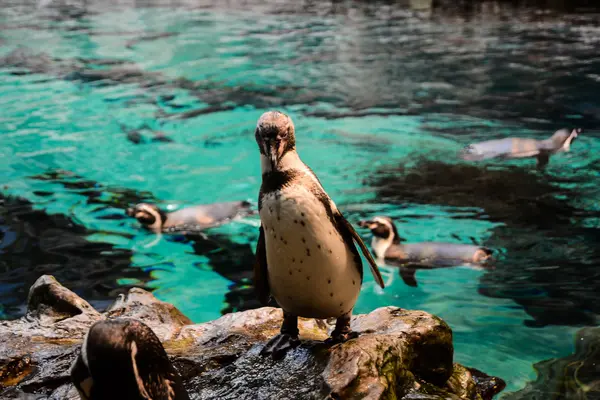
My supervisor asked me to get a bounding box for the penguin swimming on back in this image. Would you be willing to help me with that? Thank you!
[460,128,581,169]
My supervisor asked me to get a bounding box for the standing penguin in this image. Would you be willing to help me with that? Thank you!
[460,128,581,169]
[253,111,385,358]
[359,216,492,287]
[70,318,189,400]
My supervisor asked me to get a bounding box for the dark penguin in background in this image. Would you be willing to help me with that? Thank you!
[70,318,189,400]
[359,216,492,287]
[253,111,385,358]
[126,201,254,233]
[460,128,582,169]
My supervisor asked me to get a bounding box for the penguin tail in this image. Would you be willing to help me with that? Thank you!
[239,200,258,216]
[474,247,494,264]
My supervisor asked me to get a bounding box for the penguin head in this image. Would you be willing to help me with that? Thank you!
[70,318,189,400]
[358,216,404,244]
[255,111,296,169]
[126,203,166,231]
[550,127,582,151]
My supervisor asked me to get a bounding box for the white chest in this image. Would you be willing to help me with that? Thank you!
[260,185,361,319]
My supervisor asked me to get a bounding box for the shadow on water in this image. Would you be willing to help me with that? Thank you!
[0,193,150,319]
[27,170,267,315]
[370,158,600,326]
[480,224,600,327]
[370,159,584,229]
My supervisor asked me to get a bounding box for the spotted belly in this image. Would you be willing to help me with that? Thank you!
[260,186,361,319]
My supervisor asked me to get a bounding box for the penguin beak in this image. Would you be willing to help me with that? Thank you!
[126,207,135,217]
[358,220,376,229]
[570,128,582,142]
[264,138,283,168]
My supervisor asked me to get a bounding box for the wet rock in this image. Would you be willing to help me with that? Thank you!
[505,326,600,400]
[0,276,504,400]
[0,276,101,395]
[105,288,192,341]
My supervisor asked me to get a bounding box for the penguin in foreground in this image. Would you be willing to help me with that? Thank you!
[359,216,492,287]
[126,200,254,234]
[70,318,189,400]
[253,111,385,358]
[460,127,582,169]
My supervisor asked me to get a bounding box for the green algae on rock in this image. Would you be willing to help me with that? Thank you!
[0,275,504,399]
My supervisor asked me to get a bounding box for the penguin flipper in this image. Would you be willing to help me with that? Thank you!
[399,267,418,287]
[537,152,549,170]
[254,225,271,305]
[335,212,385,289]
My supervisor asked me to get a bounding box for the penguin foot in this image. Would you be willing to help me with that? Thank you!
[260,334,300,360]
[325,330,359,345]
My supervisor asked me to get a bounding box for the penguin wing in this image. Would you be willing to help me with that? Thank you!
[399,267,418,287]
[253,225,271,305]
[536,152,549,169]
[335,212,385,289]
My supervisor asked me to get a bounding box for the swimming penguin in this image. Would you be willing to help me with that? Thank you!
[358,216,492,287]
[253,111,385,358]
[70,318,189,400]
[126,201,254,234]
[460,128,582,169]
[120,124,174,144]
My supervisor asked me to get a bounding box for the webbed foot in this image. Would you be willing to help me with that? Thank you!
[261,312,299,360]
[325,330,359,345]
[325,311,358,345]
[260,333,300,360]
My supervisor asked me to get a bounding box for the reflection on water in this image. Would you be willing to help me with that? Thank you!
[505,326,600,399]
[1,0,600,396]
[0,193,149,316]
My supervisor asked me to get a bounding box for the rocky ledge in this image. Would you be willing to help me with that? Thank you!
[0,275,505,399]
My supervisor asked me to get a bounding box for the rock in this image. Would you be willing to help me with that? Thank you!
[26,275,101,329]
[105,288,192,341]
[0,275,505,400]
[505,326,600,400]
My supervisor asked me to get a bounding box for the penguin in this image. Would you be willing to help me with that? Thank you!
[125,201,254,234]
[253,111,385,358]
[358,216,493,287]
[119,124,174,144]
[460,128,582,169]
[70,318,189,400]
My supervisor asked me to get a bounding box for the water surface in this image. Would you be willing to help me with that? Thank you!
[1,1,600,396]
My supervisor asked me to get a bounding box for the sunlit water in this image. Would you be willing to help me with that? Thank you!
[1,1,600,396]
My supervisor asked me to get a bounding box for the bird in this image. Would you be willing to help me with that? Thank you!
[460,127,582,169]
[252,110,385,358]
[359,216,492,287]
[126,201,254,234]
[70,318,189,400]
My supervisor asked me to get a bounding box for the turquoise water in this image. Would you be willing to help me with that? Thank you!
[1,1,600,396]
